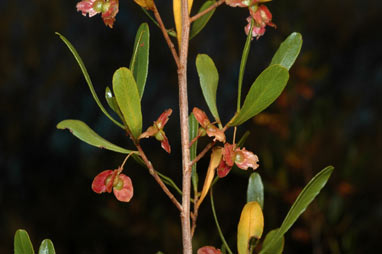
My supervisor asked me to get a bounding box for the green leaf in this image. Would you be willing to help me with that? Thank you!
[55,32,124,129]
[105,86,123,120]
[230,65,289,126]
[189,112,199,195]
[237,18,254,112]
[38,240,56,254]
[129,23,150,98]
[259,166,334,254]
[270,32,302,70]
[236,131,250,148]
[261,229,284,254]
[247,172,264,209]
[190,0,216,40]
[57,119,134,154]
[14,229,34,254]
[112,67,142,139]
[196,54,221,123]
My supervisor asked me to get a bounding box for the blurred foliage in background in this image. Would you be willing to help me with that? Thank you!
[1,0,381,253]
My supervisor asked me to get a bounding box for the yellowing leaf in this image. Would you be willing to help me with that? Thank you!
[196,147,222,208]
[173,0,194,45]
[134,0,154,10]
[237,202,264,254]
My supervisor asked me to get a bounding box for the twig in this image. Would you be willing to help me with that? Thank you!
[152,3,180,68]
[189,0,225,23]
[136,143,183,212]
[190,141,216,167]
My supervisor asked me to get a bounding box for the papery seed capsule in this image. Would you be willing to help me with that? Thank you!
[237,201,264,254]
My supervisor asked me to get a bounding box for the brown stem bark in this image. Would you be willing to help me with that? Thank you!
[152,3,180,68]
[178,0,192,253]
[136,144,183,211]
[189,0,225,23]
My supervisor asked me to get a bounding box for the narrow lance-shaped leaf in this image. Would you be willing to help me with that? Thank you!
[55,33,124,129]
[270,32,303,70]
[189,113,199,195]
[190,0,216,40]
[14,229,34,254]
[113,67,142,139]
[197,148,222,208]
[196,54,221,123]
[105,86,123,120]
[237,18,254,112]
[38,239,56,254]
[261,229,284,254]
[236,131,250,148]
[129,23,150,98]
[259,166,334,254]
[247,172,264,209]
[57,119,134,154]
[230,65,289,126]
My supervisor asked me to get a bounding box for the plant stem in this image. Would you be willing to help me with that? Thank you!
[178,0,192,253]
[189,0,225,23]
[152,3,180,68]
[210,187,233,254]
[136,143,183,211]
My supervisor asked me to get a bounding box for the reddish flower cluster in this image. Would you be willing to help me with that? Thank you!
[225,0,275,39]
[76,0,119,28]
[139,109,173,153]
[92,168,134,202]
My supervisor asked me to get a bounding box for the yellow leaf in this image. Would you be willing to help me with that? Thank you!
[134,0,154,10]
[173,0,194,45]
[196,147,222,208]
[237,202,264,254]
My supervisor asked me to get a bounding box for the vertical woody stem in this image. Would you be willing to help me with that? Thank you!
[178,0,192,253]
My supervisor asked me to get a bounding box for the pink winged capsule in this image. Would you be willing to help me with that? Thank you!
[193,107,226,143]
[139,109,173,153]
[197,246,222,254]
[217,143,259,178]
[76,0,119,28]
[92,169,134,202]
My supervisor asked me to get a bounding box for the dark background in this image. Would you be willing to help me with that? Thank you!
[1,0,381,253]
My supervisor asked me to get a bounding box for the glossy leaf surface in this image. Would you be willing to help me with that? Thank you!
[230,65,289,126]
[259,166,334,254]
[261,229,284,254]
[105,86,123,120]
[196,54,221,123]
[129,23,150,98]
[38,239,56,254]
[57,119,134,154]
[270,32,302,70]
[190,0,216,40]
[113,67,142,139]
[55,33,124,129]
[14,229,34,254]
[247,172,264,208]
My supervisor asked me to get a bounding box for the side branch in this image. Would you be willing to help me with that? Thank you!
[136,144,183,212]
[152,3,180,68]
[190,141,216,167]
[189,0,225,23]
